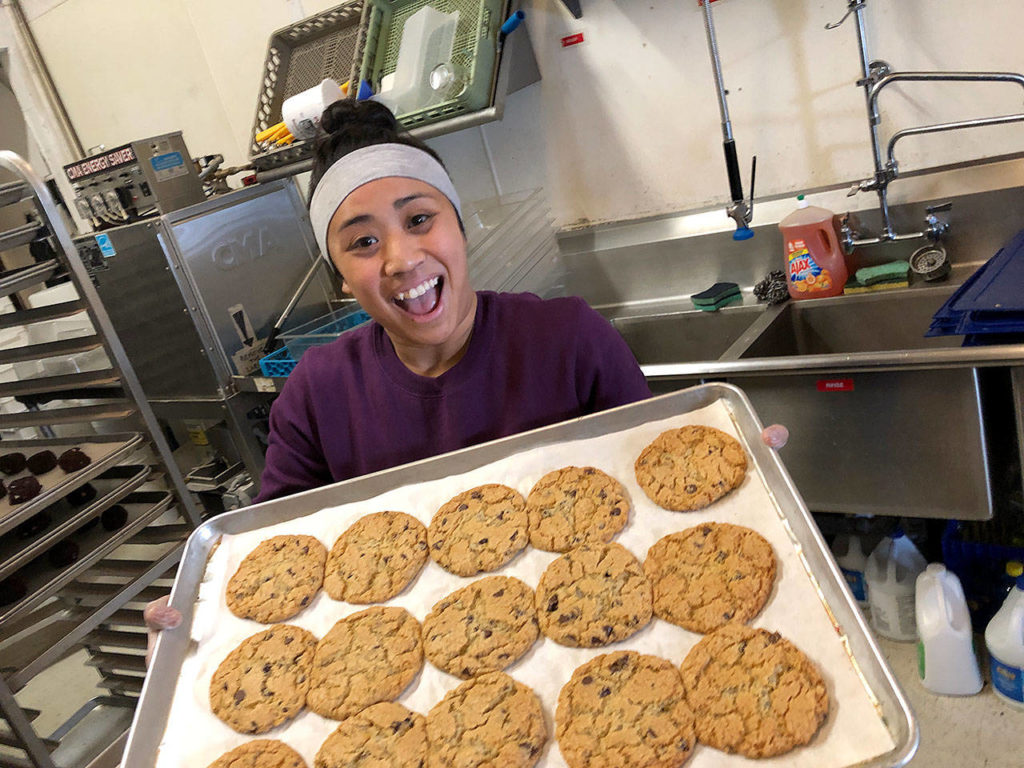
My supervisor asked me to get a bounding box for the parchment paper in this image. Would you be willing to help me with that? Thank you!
[155,400,896,767]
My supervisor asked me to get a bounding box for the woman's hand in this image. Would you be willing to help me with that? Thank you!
[761,424,789,449]
[144,595,182,666]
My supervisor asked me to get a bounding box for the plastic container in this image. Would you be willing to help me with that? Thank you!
[985,572,1024,709]
[833,533,869,610]
[375,5,459,116]
[865,527,927,641]
[282,78,345,140]
[779,195,847,300]
[915,563,982,695]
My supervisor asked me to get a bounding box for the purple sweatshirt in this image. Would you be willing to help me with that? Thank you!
[255,291,651,502]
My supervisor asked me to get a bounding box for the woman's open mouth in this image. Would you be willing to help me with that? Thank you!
[393,276,443,317]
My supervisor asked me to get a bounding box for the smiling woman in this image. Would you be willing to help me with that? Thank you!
[252,100,657,502]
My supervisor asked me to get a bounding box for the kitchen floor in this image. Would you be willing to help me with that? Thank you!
[877,637,1024,767]
[14,648,103,737]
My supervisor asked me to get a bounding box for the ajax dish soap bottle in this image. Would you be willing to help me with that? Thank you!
[865,527,927,641]
[915,563,982,695]
[985,569,1024,709]
[779,195,847,299]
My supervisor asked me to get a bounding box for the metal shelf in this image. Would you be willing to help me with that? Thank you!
[0,220,46,252]
[0,401,135,429]
[0,436,145,538]
[0,181,31,209]
[1,543,183,690]
[0,261,58,300]
[0,492,174,627]
[0,465,151,582]
[0,300,88,332]
[0,370,121,400]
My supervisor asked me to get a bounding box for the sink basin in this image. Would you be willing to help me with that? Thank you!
[611,305,766,364]
[739,287,961,358]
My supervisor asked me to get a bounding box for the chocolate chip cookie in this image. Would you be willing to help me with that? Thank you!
[226,535,327,623]
[206,739,307,768]
[208,625,318,735]
[679,624,829,758]
[526,466,630,552]
[634,426,748,511]
[423,575,539,678]
[644,523,776,633]
[428,484,528,576]
[314,702,426,768]
[556,651,696,768]
[535,542,653,647]
[426,671,546,768]
[324,511,428,603]
[306,606,423,721]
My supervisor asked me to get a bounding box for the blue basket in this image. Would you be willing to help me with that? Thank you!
[259,307,373,377]
[942,520,1024,627]
[259,346,300,377]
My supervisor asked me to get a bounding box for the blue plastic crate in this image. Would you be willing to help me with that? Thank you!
[942,520,1024,627]
[259,346,300,377]
[260,306,373,377]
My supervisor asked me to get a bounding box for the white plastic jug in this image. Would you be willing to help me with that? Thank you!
[985,572,1024,709]
[915,563,982,695]
[832,533,869,610]
[865,528,926,641]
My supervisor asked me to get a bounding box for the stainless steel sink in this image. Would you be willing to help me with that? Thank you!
[611,304,765,364]
[739,287,961,358]
[607,285,1018,520]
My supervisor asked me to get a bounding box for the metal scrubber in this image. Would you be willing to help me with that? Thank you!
[754,270,789,304]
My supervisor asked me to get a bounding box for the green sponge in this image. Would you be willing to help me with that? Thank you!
[692,282,741,311]
[855,260,910,286]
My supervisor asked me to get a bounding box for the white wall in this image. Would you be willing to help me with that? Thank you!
[6,0,1024,231]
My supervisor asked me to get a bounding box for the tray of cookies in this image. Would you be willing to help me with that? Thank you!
[127,383,917,768]
[0,434,145,537]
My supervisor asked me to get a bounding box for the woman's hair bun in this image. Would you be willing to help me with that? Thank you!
[320,99,399,138]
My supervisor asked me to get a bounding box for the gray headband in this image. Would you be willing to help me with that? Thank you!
[309,143,462,260]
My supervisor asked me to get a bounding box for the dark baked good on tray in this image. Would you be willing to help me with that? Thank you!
[15,512,51,539]
[26,450,57,475]
[58,447,91,473]
[8,476,42,504]
[0,452,27,476]
[67,483,97,507]
[101,504,128,531]
[47,540,80,568]
[0,576,27,607]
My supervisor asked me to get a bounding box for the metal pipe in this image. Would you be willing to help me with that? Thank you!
[5,0,84,157]
[701,0,733,142]
[887,112,1024,169]
[869,71,1024,124]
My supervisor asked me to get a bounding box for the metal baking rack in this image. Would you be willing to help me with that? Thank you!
[0,151,200,768]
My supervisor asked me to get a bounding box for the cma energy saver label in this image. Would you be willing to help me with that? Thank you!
[786,238,834,294]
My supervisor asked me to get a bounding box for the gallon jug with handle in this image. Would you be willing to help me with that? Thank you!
[865,527,927,641]
[915,563,982,695]
[779,195,847,299]
[985,571,1024,709]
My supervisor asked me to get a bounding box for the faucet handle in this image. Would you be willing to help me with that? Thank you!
[925,201,953,214]
[924,202,952,240]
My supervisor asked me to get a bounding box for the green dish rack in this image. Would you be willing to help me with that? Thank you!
[359,0,506,130]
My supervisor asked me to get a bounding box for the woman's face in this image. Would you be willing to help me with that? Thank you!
[326,176,476,362]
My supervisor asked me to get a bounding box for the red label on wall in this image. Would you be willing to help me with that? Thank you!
[817,378,854,392]
[561,33,585,47]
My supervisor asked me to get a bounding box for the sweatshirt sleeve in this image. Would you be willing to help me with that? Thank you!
[573,299,652,411]
[253,361,333,503]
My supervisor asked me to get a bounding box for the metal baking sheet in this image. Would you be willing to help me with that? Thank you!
[0,435,144,537]
[126,383,917,767]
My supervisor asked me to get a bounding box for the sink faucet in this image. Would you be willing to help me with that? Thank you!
[828,0,1024,247]
[701,0,756,241]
